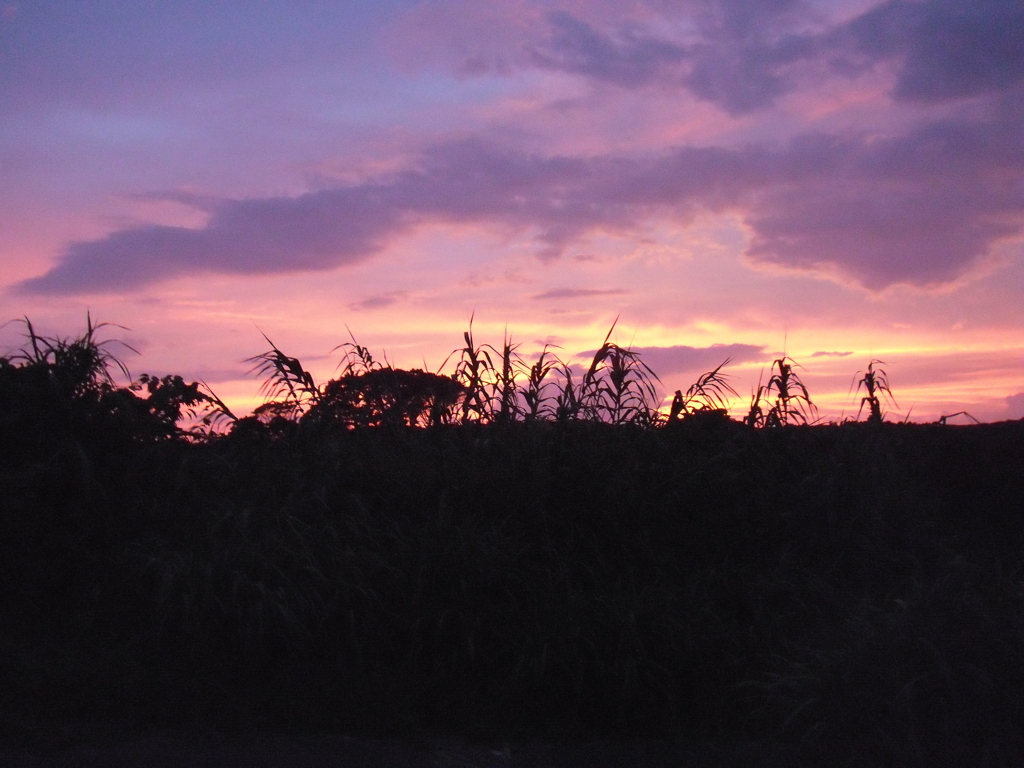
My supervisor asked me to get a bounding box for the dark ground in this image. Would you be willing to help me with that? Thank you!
[3,420,1023,767]
[0,723,798,768]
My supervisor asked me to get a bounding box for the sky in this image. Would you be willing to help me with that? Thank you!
[2,0,1023,423]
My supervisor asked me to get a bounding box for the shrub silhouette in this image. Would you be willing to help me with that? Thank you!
[305,368,465,429]
[4,315,935,438]
[240,331,464,435]
[0,316,231,450]
[241,319,667,433]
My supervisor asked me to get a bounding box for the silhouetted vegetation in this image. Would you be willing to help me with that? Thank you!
[2,317,1023,766]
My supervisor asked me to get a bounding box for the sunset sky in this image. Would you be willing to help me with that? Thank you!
[2,0,1023,422]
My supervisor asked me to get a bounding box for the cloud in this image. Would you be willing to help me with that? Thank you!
[394,1,1024,115]
[517,5,818,114]
[17,187,408,294]
[553,0,1024,112]
[811,350,853,358]
[841,0,1024,103]
[15,138,755,294]
[682,38,813,114]
[348,292,406,311]
[529,11,687,89]
[17,101,1024,295]
[581,343,767,377]
[1005,392,1024,420]
[388,1,814,114]
[531,287,628,300]
[744,115,1024,288]
[678,0,819,114]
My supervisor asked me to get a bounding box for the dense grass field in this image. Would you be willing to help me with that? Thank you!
[2,318,1023,766]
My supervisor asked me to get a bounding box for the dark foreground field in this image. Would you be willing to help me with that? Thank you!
[2,419,1023,766]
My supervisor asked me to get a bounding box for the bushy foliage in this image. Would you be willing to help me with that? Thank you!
[6,315,948,446]
[0,316,231,454]
[308,368,465,428]
[240,318,670,437]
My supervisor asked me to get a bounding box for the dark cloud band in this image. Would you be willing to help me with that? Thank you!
[17,98,1024,296]
[427,0,1024,114]
[580,343,768,377]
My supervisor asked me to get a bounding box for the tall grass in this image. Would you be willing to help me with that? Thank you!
[853,359,897,423]
[8,313,135,398]
[4,314,980,438]
[241,318,668,432]
[569,320,661,426]
[668,358,737,422]
[747,356,818,427]
[245,331,321,418]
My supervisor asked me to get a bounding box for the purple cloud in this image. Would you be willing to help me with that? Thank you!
[14,138,754,294]
[529,12,688,89]
[745,116,1024,288]
[416,1,1023,114]
[16,100,1024,295]
[811,351,853,358]
[682,38,812,114]
[531,288,628,300]
[17,187,408,294]
[523,6,815,115]
[842,0,1024,103]
[578,343,767,378]
[626,343,767,377]
[1005,392,1024,420]
[348,293,405,311]
[680,0,818,114]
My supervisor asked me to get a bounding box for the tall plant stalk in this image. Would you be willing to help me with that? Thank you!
[747,356,816,427]
[853,360,896,423]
